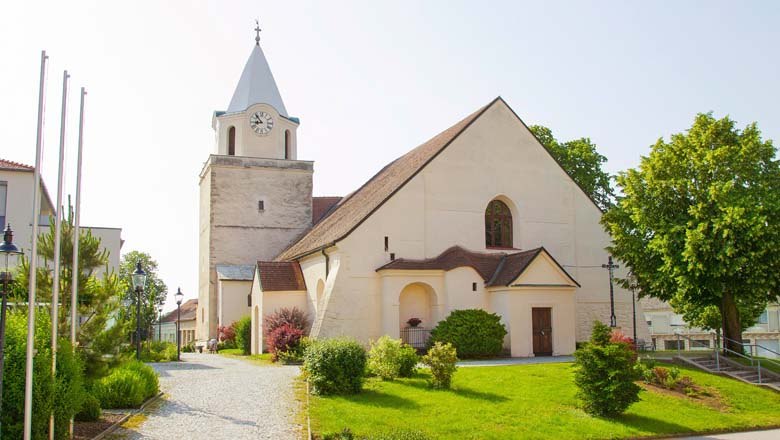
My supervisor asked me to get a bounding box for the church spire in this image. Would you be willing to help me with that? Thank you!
[226,21,288,116]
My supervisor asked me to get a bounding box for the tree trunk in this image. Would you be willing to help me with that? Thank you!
[721,290,743,354]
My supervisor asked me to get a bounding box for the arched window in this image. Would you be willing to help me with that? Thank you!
[228,126,236,156]
[485,200,513,248]
[284,130,291,159]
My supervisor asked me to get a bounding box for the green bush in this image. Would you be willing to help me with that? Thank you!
[421,342,458,389]
[574,321,640,417]
[303,338,367,395]
[322,428,430,440]
[141,341,178,362]
[1,310,86,439]
[277,336,311,365]
[123,361,159,399]
[367,336,418,380]
[75,393,102,422]
[234,316,252,355]
[94,368,146,408]
[428,309,506,358]
[182,343,195,353]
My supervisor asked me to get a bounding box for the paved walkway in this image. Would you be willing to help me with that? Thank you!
[676,428,780,439]
[108,353,301,440]
[457,355,574,367]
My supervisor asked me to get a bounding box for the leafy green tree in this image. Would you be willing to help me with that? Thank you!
[602,113,780,353]
[118,251,167,343]
[529,125,614,210]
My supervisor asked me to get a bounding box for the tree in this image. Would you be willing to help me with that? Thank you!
[118,251,167,343]
[529,125,614,210]
[602,113,780,353]
[13,207,127,377]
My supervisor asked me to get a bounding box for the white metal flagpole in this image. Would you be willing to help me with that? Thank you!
[69,86,86,438]
[24,49,48,440]
[49,69,69,440]
[71,87,85,347]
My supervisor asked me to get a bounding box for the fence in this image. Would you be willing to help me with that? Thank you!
[400,327,431,350]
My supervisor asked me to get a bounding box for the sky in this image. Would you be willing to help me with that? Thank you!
[1,1,779,311]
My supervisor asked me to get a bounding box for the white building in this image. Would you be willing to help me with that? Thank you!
[0,159,123,276]
[198,31,649,357]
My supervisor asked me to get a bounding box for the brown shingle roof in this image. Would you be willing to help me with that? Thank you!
[312,196,343,225]
[376,246,579,288]
[161,299,198,322]
[257,261,307,291]
[0,159,34,171]
[275,99,498,261]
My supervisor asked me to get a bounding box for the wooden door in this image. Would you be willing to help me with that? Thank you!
[532,308,553,356]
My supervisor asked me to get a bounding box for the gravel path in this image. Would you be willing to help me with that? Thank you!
[108,353,302,440]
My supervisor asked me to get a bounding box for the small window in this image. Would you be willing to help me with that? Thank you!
[258,200,265,212]
[390,253,395,261]
[247,294,252,307]
[664,340,683,350]
[384,236,389,252]
[472,282,477,291]
[228,126,236,156]
[485,199,513,248]
[284,129,292,159]
[692,339,710,348]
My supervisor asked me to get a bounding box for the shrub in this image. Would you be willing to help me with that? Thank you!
[94,368,146,409]
[574,321,640,417]
[1,311,85,440]
[142,341,178,362]
[123,361,159,399]
[234,316,252,355]
[218,324,237,345]
[610,330,637,358]
[266,323,305,361]
[421,342,458,389]
[277,337,311,365]
[367,336,418,380]
[75,393,102,422]
[429,309,506,358]
[323,429,431,440]
[303,338,367,395]
[264,307,310,333]
[182,343,195,353]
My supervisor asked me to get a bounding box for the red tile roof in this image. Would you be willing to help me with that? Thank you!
[161,299,198,322]
[312,197,343,225]
[257,261,307,291]
[0,159,34,171]
[376,246,579,287]
[275,99,497,261]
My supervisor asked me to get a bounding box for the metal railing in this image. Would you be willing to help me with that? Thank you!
[674,332,780,384]
[400,327,431,350]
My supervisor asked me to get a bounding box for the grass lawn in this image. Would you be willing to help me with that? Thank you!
[733,357,780,375]
[309,363,780,439]
[217,349,275,366]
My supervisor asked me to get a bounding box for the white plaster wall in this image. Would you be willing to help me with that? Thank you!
[0,170,55,260]
[197,169,212,341]
[218,280,252,327]
[85,226,122,278]
[327,100,646,345]
[444,267,488,311]
[260,290,308,352]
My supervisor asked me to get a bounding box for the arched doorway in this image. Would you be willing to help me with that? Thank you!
[399,283,437,349]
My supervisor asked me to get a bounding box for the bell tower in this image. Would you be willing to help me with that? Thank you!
[198,23,313,341]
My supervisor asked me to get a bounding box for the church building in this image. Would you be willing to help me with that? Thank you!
[198,30,649,357]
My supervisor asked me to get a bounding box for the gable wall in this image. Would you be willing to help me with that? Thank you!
[316,100,648,343]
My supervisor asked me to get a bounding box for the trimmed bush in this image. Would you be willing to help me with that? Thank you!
[421,342,458,389]
[94,369,146,409]
[266,323,305,361]
[123,361,159,399]
[182,343,195,353]
[218,323,237,347]
[234,316,252,355]
[574,321,640,417]
[367,336,418,380]
[428,309,507,358]
[75,393,102,422]
[277,336,311,365]
[303,338,367,395]
[142,341,178,362]
[53,339,86,435]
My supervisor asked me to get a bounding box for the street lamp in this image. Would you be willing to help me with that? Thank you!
[175,288,184,361]
[131,261,147,361]
[0,224,23,438]
[157,301,164,342]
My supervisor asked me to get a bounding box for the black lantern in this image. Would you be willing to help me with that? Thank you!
[131,261,147,360]
[175,288,184,361]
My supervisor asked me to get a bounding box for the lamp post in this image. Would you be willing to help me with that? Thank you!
[627,272,638,345]
[1,225,23,439]
[602,256,620,327]
[157,301,164,342]
[175,288,184,361]
[131,261,147,361]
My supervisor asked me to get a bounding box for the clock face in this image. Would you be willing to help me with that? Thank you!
[250,111,274,135]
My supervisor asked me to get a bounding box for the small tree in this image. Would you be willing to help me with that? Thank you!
[421,342,458,389]
[574,321,640,417]
[234,316,252,355]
